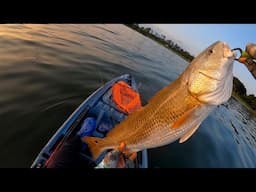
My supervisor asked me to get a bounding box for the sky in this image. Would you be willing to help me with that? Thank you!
[142,24,256,96]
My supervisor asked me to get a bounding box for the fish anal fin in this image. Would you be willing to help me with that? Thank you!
[179,124,200,143]
[171,105,198,129]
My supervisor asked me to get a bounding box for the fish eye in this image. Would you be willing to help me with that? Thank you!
[209,49,214,54]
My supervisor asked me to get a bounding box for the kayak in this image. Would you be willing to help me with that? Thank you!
[31,74,148,168]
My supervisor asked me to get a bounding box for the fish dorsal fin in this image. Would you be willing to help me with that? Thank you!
[179,124,200,143]
[171,105,198,129]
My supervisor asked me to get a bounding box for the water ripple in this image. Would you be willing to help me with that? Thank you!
[0,24,256,167]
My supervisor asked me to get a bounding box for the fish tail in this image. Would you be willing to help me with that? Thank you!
[82,136,109,161]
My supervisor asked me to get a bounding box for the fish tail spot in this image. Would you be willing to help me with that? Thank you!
[82,136,106,161]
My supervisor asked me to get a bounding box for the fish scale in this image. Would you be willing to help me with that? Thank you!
[83,41,236,161]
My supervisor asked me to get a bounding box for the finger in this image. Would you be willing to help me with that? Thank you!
[118,142,126,152]
[121,148,135,157]
[122,148,135,157]
[117,155,126,168]
[129,152,137,161]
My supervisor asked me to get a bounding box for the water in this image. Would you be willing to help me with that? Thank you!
[0,24,256,168]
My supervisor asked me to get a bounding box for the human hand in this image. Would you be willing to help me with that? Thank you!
[97,142,137,168]
[246,43,256,59]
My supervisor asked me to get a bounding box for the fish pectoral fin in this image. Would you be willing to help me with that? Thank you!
[171,105,198,129]
[179,124,200,143]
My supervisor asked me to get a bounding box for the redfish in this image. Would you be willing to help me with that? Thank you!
[83,41,235,160]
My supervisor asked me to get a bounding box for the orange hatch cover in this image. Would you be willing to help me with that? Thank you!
[112,81,141,113]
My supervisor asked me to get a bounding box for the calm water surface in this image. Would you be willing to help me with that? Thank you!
[0,24,256,167]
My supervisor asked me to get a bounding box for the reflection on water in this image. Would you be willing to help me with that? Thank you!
[0,24,256,167]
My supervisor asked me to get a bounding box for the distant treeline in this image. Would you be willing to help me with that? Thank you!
[125,24,194,62]
[125,24,256,111]
[233,77,256,110]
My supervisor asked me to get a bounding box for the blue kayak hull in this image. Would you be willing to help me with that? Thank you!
[31,74,148,168]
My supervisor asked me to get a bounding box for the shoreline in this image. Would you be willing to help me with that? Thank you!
[125,24,194,63]
[232,93,256,116]
[125,24,256,114]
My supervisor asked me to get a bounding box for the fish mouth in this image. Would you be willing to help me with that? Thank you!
[198,71,220,81]
[223,42,235,58]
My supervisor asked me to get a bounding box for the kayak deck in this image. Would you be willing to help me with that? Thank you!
[31,74,148,168]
